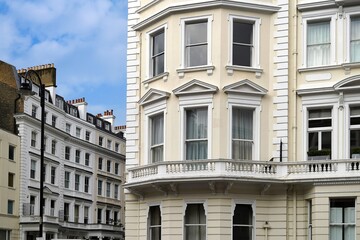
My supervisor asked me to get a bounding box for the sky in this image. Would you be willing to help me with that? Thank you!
[0,0,128,125]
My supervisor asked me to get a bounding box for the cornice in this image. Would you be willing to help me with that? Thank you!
[133,0,280,30]
[297,1,336,12]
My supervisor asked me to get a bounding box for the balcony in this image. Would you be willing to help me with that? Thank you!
[125,159,360,195]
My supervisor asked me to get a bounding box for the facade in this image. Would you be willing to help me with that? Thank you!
[0,60,22,240]
[10,64,126,240]
[0,129,20,240]
[125,0,360,240]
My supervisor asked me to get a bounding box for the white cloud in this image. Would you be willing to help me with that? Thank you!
[0,0,128,124]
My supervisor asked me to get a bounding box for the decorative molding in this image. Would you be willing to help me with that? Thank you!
[297,1,336,12]
[139,88,171,106]
[173,79,218,96]
[133,0,280,30]
[223,79,267,96]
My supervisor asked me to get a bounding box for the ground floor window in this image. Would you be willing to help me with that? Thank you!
[149,205,161,240]
[330,198,355,240]
[233,204,253,240]
[0,230,10,240]
[184,203,206,240]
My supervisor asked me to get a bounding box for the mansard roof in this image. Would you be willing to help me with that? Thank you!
[173,79,218,96]
[223,79,267,95]
[139,88,171,106]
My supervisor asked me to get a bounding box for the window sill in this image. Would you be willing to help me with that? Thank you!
[298,65,341,73]
[225,65,263,77]
[176,65,215,77]
[143,72,169,85]
[342,62,360,71]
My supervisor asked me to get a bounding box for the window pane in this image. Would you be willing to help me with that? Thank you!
[322,131,331,150]
[308,132,318,151]
[150,206,161,225]
[186,21,207,45]
[350,130,360,149]
[152,146,163,163]
[186,108,207,139]
[185,226,206,240]
[153,31,164,55]
[233,204,252,225]
[186,45,207,67]
[185,204,206,224]
[185,20,207,67]
[151,114,164,146]
[233,21,253,44]
[186,141,207,160]
[233,226,252,240]
[153,54,164,76]
[232,140,252,160]
[233,44,251,66]
[232,108,253,140]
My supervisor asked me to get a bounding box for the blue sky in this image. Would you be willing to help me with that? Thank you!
[0,0,128,125]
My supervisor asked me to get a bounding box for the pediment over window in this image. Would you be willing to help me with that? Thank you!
[298,75,360,95]
[173,79,218,96]
[334,75,360,91]
[223,79,267,95]
[139,88,170,106]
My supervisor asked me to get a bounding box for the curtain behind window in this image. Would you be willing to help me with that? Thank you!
[185,204,206,240]
[351,17,360,62]
[151,114,164,162]
[307,21,330,67]
[186,108,208,160]
[232,108,253,160]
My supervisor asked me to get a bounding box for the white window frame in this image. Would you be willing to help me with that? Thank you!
[146,24,167,79]
[227,94,261,161]
[183,200,207,240]
[228,15,260,69]
[345,8,360,63]
[180,15,213,69]
[179,95,213,160]
[144,100,167,165]
[302,12,336,68]
[301,94,338,161]
[231,200,256,240]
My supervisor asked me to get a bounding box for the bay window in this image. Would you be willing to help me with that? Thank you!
[185,108,208,160]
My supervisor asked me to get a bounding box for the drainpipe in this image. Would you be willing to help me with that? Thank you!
[292,0,299,162]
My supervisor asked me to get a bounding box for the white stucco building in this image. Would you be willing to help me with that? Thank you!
[15,65,126,240]
[125,0,360,239]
